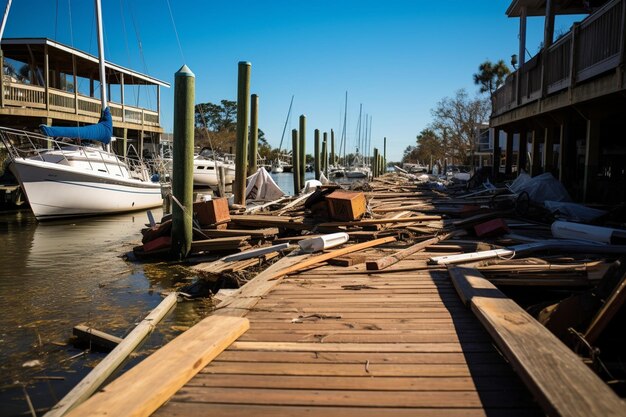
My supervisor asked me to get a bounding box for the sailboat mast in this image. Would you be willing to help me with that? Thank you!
[278,95,294,152]
[0,0,12,41]
[342,91,347,165]
[95,0,107,109]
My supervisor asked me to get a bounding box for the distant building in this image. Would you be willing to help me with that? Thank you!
[491,0,626,203]
[0,38,170,157]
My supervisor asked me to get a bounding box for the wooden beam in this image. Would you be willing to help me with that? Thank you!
[583,118,600,202]
[45,293,178,417]
[448,266,625,417]
[584,271,626,344]
[72,325,122,351]
[270,236,397,279]
[366,234,452,271]
[505,131,514,176]
[65,316,249,417]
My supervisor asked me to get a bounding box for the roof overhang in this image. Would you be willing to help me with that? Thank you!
[505,0,607,17]
[1,38,169,88]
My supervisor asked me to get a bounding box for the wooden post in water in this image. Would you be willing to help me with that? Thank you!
[380,154,385,176]
[248,93,258,175]
[314,129,321,180]
[330,129,335,167]
[292,129,301,195]
[322,132,328,177]
[299,115,306,187]
[373,147,378,178]
[171,65,195,260]
[383,136,387,175]
[234,61,251,205]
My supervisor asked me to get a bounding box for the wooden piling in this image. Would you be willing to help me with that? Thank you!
[299,115,306,187]
[234,62,251,206]
[373,148,378,178]
[330,129,335,167]
[314,129,321,180]
[248,93,258,175]
[171,65,195,260]
[291,129,301,195]
[322,132,328,177]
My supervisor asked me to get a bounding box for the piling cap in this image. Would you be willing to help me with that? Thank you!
[238,61,251,66]
[176,65,195,77]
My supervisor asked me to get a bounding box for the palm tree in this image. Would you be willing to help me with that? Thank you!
[473,60,510,96]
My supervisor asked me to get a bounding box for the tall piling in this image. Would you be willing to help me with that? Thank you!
[330,129,335,167]
[322,132,328,176]
[299,115,306,187]
[171,65,195,260]
[292,129,301,195]
[383,137,387,175]
[234,61,251,206]
[314,129,321,180]
[248,93,258,175]
[373,148,378,178]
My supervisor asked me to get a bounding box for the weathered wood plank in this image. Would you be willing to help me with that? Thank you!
[448,266,626,417]
[65,316,249,417]
[230,341,497,353]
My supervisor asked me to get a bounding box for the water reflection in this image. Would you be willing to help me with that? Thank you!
[0,209,206,416]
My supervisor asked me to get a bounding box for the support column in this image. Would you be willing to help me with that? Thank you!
[322,132,328,176]
[558,125,565,182]
[373,148,378,178]
[44,45,49,112]
[505,131,513,176]
[234,62,251,206]
[583,118,601,202]
[519,6,527,67]
[299,115,306,187]
[0,50,4,108]
[314,129,321,180]
[518,130,528,175]
[120,73,125,121]
[122,128,128,157]
[543,126,556,176]
[171,65,195,260]
[248,93,258,175]
[493,128,501,182]
[530,129,542,176]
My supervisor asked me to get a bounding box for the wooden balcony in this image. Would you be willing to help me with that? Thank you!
[492,0,626,123]
[1,80,161,131]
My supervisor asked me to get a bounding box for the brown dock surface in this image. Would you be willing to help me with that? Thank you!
[153,249,542,417]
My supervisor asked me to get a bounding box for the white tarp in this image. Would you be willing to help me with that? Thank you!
[509,172,571,203]
[246,168,285,202]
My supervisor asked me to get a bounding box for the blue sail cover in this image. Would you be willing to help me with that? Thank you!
[40,107,113,144]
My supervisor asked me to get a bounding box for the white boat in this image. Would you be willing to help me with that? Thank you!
[1,127,163,220]
[0,0,163,220]
[192,148,236,187]
[270,159,287,174]
[345,167,370,179]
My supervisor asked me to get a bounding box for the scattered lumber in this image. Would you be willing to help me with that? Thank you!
[269,236,397,280]
[72,325,122,352]
[230,214,310,230]
[317,216,441,228]
[198,228,279,238]
[584,270,626,344]
[45,293,178,417]
[190,236,250,253]
[328,254,367,267]
[366,233,452,271]
[448,266,626,417]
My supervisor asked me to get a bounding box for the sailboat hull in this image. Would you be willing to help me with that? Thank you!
[11,159,162,220]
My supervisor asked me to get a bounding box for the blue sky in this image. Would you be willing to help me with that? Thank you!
[3,1,583,161]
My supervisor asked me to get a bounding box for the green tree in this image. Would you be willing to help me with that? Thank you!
[430,89,490,165]
[415,128,443,163]
[473,60,510,96]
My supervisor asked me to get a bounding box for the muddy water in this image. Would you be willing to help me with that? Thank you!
[0,208,211,416]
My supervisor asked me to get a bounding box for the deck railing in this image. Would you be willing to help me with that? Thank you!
[0,81,160,127]
[493,0,625,116]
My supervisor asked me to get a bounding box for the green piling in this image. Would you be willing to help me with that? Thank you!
[322,132,328,176]
[234,61,251,206]
[314,129,321,180]
[292,129,301,194]
[383,137,387,175]
[330,129,335,167]
[248,93,258,175]
[373,148,378,178]
[299,115,306,187]
[171,65,195,260]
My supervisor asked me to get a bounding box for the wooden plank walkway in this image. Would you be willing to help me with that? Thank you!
[153,250,543,417]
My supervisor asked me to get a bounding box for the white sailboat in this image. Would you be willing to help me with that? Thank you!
[0,1,163,220]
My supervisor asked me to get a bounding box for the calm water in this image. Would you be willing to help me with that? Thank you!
[0,208,211,416]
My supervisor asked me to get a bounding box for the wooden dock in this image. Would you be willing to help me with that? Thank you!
[154,248,544,417]
[65,240,626,417]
